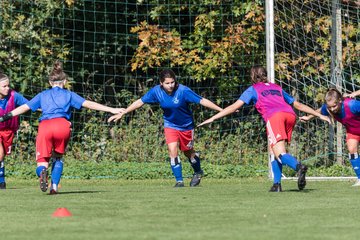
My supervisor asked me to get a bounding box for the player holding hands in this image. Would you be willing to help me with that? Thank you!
[0,61,124,194]
[108,69,222,187]
[198,66,330,192]
[0,73,28,189]
[301,88,360,186]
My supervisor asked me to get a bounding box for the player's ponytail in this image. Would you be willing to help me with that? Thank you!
[49,60,68,82]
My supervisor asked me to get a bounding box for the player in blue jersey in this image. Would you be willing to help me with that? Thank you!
[301,88,360,186]
[108,69,223,187]
[0,73,28,189]
[0,61,124,194]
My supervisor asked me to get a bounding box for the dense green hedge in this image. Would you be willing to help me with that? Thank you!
[1,1,358,178]
[5,107,350,179]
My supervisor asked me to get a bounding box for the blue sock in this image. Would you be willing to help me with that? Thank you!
[170,157,183,182]
[189,154,202,173]
[0,161,5,183]
[271,159,282,184]
[350,156,360,179]
[36,165,46,177]
[279,153,298,171]
[51,159,63,185]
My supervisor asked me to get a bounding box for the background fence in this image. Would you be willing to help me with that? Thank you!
[0,0,359,177]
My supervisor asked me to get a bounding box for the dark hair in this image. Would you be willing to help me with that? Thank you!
[49,60,67,82]
[159,69,176,83]
[250,66,268,84]
[325,88,343,103]
[0,73,9,82]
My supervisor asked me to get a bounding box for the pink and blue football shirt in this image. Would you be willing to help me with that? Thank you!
[0,90,28,131]
[239,82,295,122]
[321,98,360,135]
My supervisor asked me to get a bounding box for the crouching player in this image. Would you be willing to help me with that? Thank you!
[0,73,28,189]
[0,61,123,194]
[301,88,360,186]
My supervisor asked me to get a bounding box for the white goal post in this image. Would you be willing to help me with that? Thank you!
[266,0,359,179]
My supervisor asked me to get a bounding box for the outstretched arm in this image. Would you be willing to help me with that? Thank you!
[0,104,31,122]
[82,100,124,115]
[344,90,360,98]
[199,98,223,112]
[197,100,245,127]
[293,101,330,123]
[108,98,144,122]
[298,107,321,122]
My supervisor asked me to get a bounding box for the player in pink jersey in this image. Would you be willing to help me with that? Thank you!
[198,66,330,192]
[0,73,28,189]
[301,88,360,186]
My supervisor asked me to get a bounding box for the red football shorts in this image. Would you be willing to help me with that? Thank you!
[346,132,360,142]
[164,128,194,151]
[266,112,296,147]
[36,118,71,162]
[0,129,15,155]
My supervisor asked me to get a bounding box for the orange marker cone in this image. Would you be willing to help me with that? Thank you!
[52,208,72,218]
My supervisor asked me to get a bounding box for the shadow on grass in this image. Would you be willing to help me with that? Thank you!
[2,187,24,190]
[48,190,106,195]
[283,189,315,192]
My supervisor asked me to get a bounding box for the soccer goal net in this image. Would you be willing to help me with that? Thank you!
[272,0,359,178]
[0,0,358,179]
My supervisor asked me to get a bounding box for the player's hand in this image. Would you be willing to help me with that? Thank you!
[197,118,214,127]
[319,115,332,124]
[0,112,13,123]
[343,93,356,98]
[108,113,124,123]
[299,115,312,122]
[109,108,126,115]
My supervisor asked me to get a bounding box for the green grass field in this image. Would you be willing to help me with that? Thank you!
[1,178,359,240]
